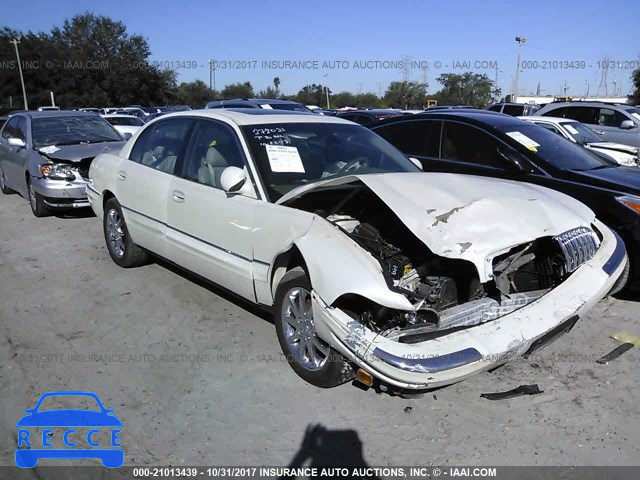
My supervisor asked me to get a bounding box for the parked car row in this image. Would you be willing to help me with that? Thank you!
[0,108,631,395]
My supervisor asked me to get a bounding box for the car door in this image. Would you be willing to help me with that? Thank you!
[115,117,195,258]
[593,107,639,145]
[373,119,441,170]
[165,119,259,301]
[0,116,30,195]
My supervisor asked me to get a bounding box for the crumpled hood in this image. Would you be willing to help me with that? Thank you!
[587,142,640,155]
[37,141,126,162]
[279,172,596,281]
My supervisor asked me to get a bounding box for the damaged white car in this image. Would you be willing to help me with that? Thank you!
[87,110,628,391]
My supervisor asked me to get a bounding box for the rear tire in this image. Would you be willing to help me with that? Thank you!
[274,267,354,388]
[103,198,149,268]
[0,166,13,194]
[27,178,49,217]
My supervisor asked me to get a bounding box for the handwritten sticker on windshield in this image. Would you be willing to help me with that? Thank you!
[265,145,305,173]
[506,131,540,152]
[38,145,61,154]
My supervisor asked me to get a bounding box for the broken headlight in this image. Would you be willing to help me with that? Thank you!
[39,163,76,181]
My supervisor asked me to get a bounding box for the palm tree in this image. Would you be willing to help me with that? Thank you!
[273,77,281,97]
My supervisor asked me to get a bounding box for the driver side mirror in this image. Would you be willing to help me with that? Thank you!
[497,146,531,173]
[621,120,635,130]
[408,157,423,170]
[8,137,25,148]
[220,166,248,193]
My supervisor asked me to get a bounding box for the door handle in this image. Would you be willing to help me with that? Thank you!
[117,170,127,180]
[172,190,185,203]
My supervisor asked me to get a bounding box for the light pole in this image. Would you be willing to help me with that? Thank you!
[513,36,526,102]
[323,73,330,109]
[208,60,217,92]
[208,59,212,90]
[10,37,28,110]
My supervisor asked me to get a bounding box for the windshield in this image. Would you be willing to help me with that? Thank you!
[106,116,144,126]
[242,122,420,201]
[497,123,615,171]
[32,115,122,147]
[560,121,602,144]
[623,107,640,122]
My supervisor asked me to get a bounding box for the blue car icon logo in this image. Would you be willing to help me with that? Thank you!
[15,391,123,468]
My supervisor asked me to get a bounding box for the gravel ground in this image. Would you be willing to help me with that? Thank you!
[1,191,639,471]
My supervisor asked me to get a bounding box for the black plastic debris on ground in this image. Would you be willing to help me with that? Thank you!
[403,406,412,414]
[596,342,635,364]
[480,384,543,400]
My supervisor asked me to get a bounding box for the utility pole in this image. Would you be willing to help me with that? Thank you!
[323,73,330,109]
[208,59,212,90]
[10,37,28,110]
[513,36,526,102]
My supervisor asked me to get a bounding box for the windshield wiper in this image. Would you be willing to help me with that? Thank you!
[589,164,614,171]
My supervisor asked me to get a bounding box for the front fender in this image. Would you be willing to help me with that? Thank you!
[294,218,413,311]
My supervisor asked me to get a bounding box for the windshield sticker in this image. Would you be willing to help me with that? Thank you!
[506,131,540,152]
[564,124,580,135]
[260,104,273,109]
[265,145,305,173]
[38,146,61,154]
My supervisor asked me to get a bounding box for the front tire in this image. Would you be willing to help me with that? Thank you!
[27,178,49,217]
[274,267,354,388]
[103,198,149,268]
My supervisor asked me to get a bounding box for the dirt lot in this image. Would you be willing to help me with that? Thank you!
[1,191,640,468]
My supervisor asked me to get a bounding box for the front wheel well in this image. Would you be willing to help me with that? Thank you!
[270,245,308,301]
[102,190,115,209]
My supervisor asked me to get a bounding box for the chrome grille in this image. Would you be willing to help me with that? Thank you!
[554,227,600,273]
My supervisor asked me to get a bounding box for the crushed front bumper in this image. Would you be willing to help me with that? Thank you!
[313,220,627,389]
[31,175,90,208]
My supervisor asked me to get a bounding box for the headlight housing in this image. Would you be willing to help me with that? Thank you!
[616,195,640,215]
[39,163,76,181]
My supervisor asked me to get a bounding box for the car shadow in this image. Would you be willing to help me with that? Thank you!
[152,256,272,323]
[52,207,96,219]
[280,424,380,479]
[613,289,640,302]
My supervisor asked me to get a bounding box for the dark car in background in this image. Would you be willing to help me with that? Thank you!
[536,101,640,147]
[336,109,403,127]
[0,111,125,217]
[487,102,541,116]
[205,98,312,112]
[372,111,640,288]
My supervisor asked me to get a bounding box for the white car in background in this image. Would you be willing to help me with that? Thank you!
[520,116,640,167]
[102,114,145,137]
[86,110,626,392]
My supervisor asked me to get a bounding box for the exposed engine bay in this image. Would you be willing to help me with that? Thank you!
[287,184,593,340]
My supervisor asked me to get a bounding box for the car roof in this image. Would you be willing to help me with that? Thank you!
[373,110,527,129]
[520,116,577,124]
[15,111,100,119]
[540,101,631,109]
[150,108,353,126]
[102,114,142,118]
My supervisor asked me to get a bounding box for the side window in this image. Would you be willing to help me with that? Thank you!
[130,119,194,174]
[355,115,374,127]
[2,117,22,139]
[543,106,567,118]
[440,122,508,169]
[181,120,246,189]
[487,105,502,112]
[597,108,626,128]
[374,120,440,157]
[565,106,599,125]
[502,105,524,116]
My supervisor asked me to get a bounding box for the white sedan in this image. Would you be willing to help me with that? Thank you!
[519,116,640,167]
[101,114,145,137]
[87,110,627,391]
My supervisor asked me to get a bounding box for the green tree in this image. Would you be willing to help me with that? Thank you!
[295,83,326,106]
[383,81,427,109]
[331,91,356,108]
[221,81,254,99]
[257,86,278,98]
[434,72,500,107]
[354,92,381,108]
[631,69,640,105]
[0,13,177,109]
[175,80,216,107]
[273,77,281,96]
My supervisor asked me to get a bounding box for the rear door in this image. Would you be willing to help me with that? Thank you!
[115,117,195,257]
